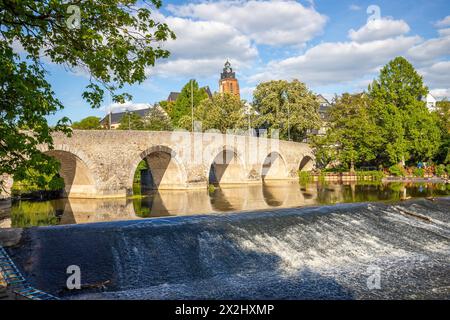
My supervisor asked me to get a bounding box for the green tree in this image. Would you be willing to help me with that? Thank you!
[252,80,321,141]
[179,93,247,133]
[158,100,175,118]
[170,80,209,127]
[118,112,144,130]
[142,106,173,131]
[312,93,383,170]
[368,57,441,165]
[433,100,450,164]
[12,168,65,196]
[72,116,102,130]
[0,0,174,190]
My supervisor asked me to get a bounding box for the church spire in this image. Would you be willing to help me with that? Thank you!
[221,60,236,80]
[219,60,240,98]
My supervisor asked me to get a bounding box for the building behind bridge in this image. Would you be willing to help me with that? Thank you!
[100,104,169,129]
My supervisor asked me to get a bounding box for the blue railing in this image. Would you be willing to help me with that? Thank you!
[0,246,59,300]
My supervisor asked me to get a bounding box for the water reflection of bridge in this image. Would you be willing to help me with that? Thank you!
[7,182,438,227]
[59,182,326,224]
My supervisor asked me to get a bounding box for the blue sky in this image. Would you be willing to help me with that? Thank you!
[45,0,450,125]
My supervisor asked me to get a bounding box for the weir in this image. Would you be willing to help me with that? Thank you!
[1,197,449,300]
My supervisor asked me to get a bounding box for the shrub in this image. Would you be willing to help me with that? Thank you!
[388,164,406,177]
[318,172,326,183]
[435,164,446,177]
[298,171,312,184]
[322,166,347,173]
[12,172,65,195]
[355,170,384,181]
[413,167,425,177]
[207,184,216,193]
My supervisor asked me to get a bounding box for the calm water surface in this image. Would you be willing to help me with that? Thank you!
[1,181,449,228]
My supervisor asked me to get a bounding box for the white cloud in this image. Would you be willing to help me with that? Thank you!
[249,36,421,86]
[148,13,257,78]
[430,88,450,100]
[103,101,152,113]
[94,5,450,98]
[348,18,410,43]
[407,32,450,62]
[248,14,450,93]
[435,15,450,28]
[161,16,257,61]
[349,4,362,11]
[167,0,328,46]
[438,28,450,37]
[152,58,245,78]
[419,61,450,88]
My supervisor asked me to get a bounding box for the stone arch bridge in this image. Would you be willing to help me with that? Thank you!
[25,130,314,198]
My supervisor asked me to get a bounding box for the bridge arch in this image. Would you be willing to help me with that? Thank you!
[298,154,315,172]
[43,145,98,198]
[261,151,289,181]
[129,145,188,191]
[208,146,246,185]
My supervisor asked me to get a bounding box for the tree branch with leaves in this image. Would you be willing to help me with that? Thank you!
[0,0,175,190]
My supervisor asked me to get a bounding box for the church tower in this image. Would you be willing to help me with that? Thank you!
[219,60,240,99]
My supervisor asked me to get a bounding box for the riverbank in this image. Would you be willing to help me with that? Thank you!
[382,177,448,183]
[1,197,449,300]
[309,171,448,183]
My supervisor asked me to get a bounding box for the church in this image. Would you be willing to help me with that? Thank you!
[167,60,241,102]
[219,60,240,99]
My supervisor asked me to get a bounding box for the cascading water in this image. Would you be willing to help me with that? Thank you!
[5,197,450,299]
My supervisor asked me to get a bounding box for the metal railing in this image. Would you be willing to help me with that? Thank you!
[0,246,59,300]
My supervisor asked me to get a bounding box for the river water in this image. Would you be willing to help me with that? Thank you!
[1,181,449,228]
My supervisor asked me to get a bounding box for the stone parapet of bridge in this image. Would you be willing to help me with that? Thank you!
[19,130,317,198]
